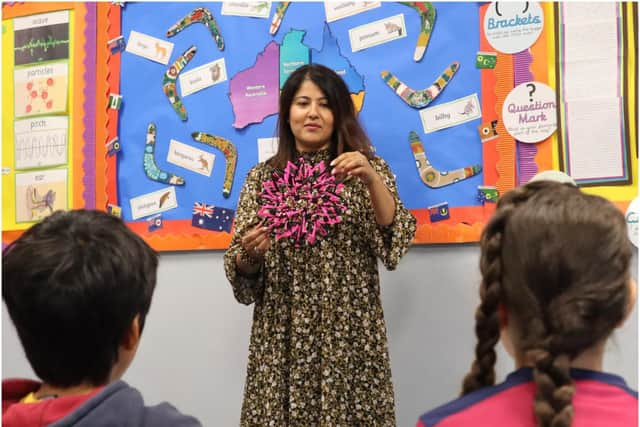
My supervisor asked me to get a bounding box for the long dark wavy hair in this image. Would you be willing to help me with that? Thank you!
[461,180,632,427]
[268,63,373,170]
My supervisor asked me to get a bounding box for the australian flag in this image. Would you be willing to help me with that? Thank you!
[192,202,234,232]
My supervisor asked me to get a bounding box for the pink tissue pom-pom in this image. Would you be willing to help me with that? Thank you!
[258,157,345,247]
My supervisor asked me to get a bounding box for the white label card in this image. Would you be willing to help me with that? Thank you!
[14,10,69,30]
[179,58,228,97]
[324,2,381,23]
[349,13,406,52]
[420,94,482,133]
[221,2,271,18]
[257,137,279,163]
[130,186,178,220]
[166,139,215,177]
[125,30,174,65]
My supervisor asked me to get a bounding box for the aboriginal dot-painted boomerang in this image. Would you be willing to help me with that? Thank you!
[401,2,436,62]
[269,2,290,35]
[143,123,185,185]
[192,131,237,198]
[166,7,225,51]
[162,45,197,121]
[380,61,459,109]
[409,131,481,188]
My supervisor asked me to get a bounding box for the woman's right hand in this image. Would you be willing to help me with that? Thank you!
[241,223,271,261]
[235,223,271,277]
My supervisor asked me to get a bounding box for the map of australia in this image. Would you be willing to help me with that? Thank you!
[229,24,365,129]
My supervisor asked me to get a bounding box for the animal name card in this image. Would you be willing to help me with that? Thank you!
[324,2,381,23]
[125,30,174,65]
[130,186,178,220]
[166,139,215,177]
[179,58,228,97]
[419,93,482,133]
[349,13,406,52]
[221,2,271,18]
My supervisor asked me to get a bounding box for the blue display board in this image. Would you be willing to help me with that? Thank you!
[117,2,482,223]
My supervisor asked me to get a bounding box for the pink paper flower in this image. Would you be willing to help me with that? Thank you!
[259,157,345,247]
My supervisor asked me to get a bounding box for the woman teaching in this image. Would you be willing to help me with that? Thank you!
[224,63,416,426]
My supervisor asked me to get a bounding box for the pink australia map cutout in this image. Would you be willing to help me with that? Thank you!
[229,41,280,128]
[258,158,346,247]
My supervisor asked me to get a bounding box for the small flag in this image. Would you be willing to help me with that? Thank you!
[108,35,126,54]
[106,137,121,156]
[147,214,163,232]
[108,93,123,110]
[477,186,499,204]
[192,202,234,232]
[476,51,497,69]
[107,204,122,218]
[428,201,450,222]
[478,120,499,143]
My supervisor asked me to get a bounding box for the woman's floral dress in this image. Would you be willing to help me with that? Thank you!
[224,150,416,426]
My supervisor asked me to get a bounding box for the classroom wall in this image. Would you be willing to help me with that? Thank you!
[3,245,638,427]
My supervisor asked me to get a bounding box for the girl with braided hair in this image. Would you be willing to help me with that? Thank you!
[417,180,637,427]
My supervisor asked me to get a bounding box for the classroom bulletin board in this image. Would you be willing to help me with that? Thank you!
[2,2,638,251]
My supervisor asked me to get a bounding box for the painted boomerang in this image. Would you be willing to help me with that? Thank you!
[143,123,185,185]
[380,61,459,109]
[409,131,481,188]
[401,2,436,62]
[166,7,225,51]
[162,45,197,121]
[192,131,238,198]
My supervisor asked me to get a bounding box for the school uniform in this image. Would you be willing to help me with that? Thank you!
[417,367,637,427]
[2,378,202,427]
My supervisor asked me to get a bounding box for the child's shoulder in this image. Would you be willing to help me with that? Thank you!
[57,381,202,427]
[417,370,534,427]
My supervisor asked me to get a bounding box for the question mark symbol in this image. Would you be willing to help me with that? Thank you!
[526,83,536,102]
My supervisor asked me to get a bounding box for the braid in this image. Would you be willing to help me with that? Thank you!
[461,183,548,395]
[493,180,631,427]
[461,228,502,394]
[528,343,574,427]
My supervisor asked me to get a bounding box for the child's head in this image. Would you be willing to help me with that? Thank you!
[3,210,158,388]
[462,180,633,426]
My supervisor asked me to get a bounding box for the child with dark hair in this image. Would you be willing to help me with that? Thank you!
[417,180,637,427]
[2,210,202,427]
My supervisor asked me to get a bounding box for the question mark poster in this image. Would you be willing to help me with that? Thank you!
[502,81,557,144]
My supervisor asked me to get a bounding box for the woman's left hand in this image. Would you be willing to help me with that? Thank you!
[330,151,377,186]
